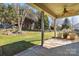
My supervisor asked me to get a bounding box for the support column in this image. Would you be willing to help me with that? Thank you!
[41,11,44,46]
[54,18,56,38]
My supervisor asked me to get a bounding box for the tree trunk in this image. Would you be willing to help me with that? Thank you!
[31,22,35,30]
[18,17,25,33]
[18,18,22,33]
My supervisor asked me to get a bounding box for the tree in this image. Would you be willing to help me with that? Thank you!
[1,4,17,29]
[35,13,49,30]
[14,3,28,33]
[21,8,39,30]
[44,15,49,30]
[25,8,38,30]
[0,4,6,23]
[0,4,9,29]
[62,18,71,29]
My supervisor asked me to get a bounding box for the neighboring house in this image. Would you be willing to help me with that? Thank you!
[0,23,13,29]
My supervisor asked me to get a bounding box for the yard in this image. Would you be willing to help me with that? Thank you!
[0,31,54,56]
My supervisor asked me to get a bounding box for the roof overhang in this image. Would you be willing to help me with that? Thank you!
[29,3,79,19]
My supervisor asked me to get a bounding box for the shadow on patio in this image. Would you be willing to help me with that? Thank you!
[15,41,79,56]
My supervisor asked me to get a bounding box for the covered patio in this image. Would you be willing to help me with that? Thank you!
[31,3,79,46]
[15,3,79,56]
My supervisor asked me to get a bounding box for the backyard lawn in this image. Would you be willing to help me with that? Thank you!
[0,31,54,55]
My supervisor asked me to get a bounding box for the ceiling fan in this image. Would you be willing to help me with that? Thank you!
[62,5,75,17]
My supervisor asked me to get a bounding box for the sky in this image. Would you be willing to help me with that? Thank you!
[48,15,79,26]
[71,15,79,25]
[48,16,53,26]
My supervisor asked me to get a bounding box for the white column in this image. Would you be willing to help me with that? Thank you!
[54,18,57,38]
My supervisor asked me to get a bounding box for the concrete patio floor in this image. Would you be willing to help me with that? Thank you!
[15,38,79,56]
[43,38,74,49]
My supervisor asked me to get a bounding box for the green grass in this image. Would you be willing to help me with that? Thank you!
[0,31,54,56]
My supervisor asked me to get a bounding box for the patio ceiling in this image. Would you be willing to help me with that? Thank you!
[33,3,79,18]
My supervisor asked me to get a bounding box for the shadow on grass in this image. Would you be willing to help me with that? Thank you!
[0,41,36,56]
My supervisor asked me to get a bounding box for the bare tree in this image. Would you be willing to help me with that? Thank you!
[14,3,27,33]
